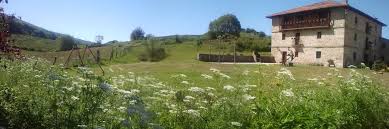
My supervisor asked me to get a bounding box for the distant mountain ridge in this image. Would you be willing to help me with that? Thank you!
[9,16,93,45]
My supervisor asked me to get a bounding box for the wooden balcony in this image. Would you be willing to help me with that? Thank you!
[280,11,331,31]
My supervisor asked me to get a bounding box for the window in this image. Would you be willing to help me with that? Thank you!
[316,51,321,59]
[355,16,358,24]
[353,52,357,61]
[354,33,357,41]
[295,33,300,45]
[365,22,371,34]
[365,38,370,50]
[317,32,322,39]
[282,33,286,40]
[295,51,299,57]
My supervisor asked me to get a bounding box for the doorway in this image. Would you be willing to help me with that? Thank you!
[282,51,287,64]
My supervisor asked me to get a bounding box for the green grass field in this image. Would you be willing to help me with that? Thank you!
[1,39,389,128]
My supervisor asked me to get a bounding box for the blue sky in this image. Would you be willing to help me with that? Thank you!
[3,0,389,42]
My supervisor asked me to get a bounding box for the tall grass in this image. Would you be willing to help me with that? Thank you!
[0,58,388,129]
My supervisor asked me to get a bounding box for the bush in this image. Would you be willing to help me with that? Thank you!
[372,60,387,71]
[59,35,76,51]
[137,40,167,62]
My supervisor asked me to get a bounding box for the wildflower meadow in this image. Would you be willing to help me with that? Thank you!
[0,58,388,129]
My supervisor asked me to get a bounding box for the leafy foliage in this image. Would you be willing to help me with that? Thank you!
[208,14,241,39]
[137,40,167,62]
[242,28,267,38]
[372,60,387,71]
[130,27,145,41]
[59,35,76,51]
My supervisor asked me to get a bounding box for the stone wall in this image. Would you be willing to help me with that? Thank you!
[380,38,389,64]
[344,8,384,66]
[270,7,386,67]
[197,54,275,63]
[270,8,346,67]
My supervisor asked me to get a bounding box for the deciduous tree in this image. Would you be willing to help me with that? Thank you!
[208,14,241,40]
[130,27,145,41]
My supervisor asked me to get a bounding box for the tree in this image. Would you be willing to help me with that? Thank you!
[0,0,8,3]
[245,28,257,34]
[95,35,104,44]
[175,34,182,43]
[258,31,266,38]
[130,27,145,41]
[208,14,241,40]
[59,35,76,51]
[146,34,154,40]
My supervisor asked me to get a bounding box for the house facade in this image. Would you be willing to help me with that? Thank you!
[267,1,387,67]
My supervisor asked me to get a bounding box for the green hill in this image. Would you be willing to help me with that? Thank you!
[11,34,60,52]
[6,16,93,52]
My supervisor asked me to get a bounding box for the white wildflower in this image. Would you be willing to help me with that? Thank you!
[231,122,242,127]
[243,94,256,101]
[307,78,318,81]
[281,88,294,97]
[210,67,220,73]
[223,85,235,91]
[109,68,114,72]
[207,92,215,97]
[277,68,295,80]
[63,87,74,91]
[242,70,249,75]
[77,125,87,128]
[71,96,79,101]
[188,87,204,93]
[348,65,357,68]
[129,100,137,105]
[201,74,213,80]
[184,109,200,117]
[117,106,126,112]
[78,77,86,82]
[245,84,257,88]
[131,89,140,94]
[172,74,187,78]
[205,87,216,91]
[169,110,177,114]
[219,73,231,79]
[117,89,138,96]
[181,81,190,85]
[185,96,195,100]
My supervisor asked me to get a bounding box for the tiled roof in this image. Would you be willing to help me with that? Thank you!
[267,1,386,26]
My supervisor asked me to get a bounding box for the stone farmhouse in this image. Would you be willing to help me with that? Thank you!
[267,0,389,67]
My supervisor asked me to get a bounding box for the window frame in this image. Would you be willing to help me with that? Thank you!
[355,16,358,25]
[317,32,322,39]
[316,51,322,59]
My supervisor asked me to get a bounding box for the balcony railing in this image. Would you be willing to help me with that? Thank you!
[281,18,330,31]
[280,11,331,31]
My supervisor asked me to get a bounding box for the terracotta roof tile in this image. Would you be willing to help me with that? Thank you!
[267,1,385,26]
[267,1,347,18]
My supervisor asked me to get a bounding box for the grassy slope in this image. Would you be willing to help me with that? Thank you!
[11,34,60,52]
[21,38,389,86]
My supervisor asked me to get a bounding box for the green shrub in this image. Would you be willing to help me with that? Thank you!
[372,60,387,71]
[137,40,167,62]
